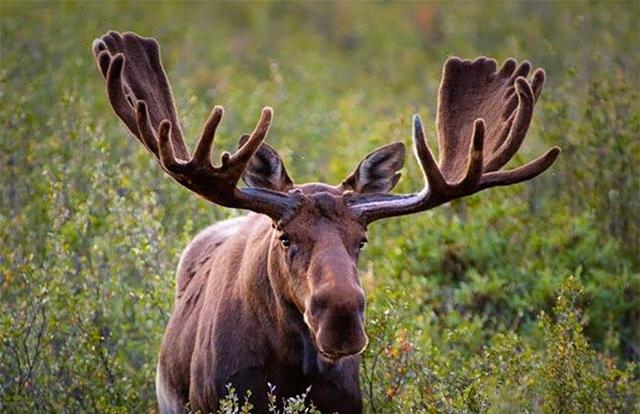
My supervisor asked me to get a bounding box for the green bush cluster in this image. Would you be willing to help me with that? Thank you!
[1,2,638,412]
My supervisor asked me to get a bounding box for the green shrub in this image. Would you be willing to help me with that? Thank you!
[1,1,638,412]
[360,276,638,413]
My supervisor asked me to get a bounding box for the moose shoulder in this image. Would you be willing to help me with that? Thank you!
[93,31,559,413]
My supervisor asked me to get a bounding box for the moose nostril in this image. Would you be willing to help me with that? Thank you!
[357,294,366,313]
[313,307,368,356]
[310,295,329,314]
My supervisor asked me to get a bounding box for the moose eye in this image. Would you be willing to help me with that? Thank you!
[279,234,291,248]
[357,238,368,251]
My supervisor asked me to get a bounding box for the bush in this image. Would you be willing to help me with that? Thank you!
[360,276,638,413]
[1,1,638,412]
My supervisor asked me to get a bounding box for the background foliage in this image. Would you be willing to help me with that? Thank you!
[1,1,638,413]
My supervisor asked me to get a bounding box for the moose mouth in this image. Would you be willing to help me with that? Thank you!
[315,339,367,362]
[317,348,348,362]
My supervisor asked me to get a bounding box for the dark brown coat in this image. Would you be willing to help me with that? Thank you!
[159,185,369,413]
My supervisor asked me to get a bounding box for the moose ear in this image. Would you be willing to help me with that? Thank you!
[239,135,294,192]
[340,142,405,194]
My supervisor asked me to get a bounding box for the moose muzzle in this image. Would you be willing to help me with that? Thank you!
[304,252,368,360]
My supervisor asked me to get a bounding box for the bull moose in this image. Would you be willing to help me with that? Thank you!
[92,31,559,413]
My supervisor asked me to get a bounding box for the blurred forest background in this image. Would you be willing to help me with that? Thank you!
[1,1,639,413]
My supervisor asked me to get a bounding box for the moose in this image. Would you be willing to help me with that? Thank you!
[92,31,559,413]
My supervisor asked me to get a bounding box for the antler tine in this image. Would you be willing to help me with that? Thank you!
[105,53,138,137]
[157,120,188,174]
[227,107,273,165]
[92,39,110,78]
[412,115,486,202]
[457,119,485,190]
[192,106,225,164]
[412,115,447,194]
[135,101,160,154]
[413,115,486,203]
[479,146,560,190]
[531,68,546,101]
[218,107,273,177]
[485,77,536,172]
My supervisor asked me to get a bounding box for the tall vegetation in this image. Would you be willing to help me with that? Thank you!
[1,2,638,412]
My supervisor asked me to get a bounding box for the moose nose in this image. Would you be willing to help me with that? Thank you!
[307,287,368,359]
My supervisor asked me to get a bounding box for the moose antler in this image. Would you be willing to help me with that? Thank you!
[346,57,560,223]
[92,31,299,219]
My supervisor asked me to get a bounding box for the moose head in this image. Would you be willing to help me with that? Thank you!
[93,31,559,413]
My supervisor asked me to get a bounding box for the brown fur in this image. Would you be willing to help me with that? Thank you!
[92,31,559,413]
[160,186,367,413]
